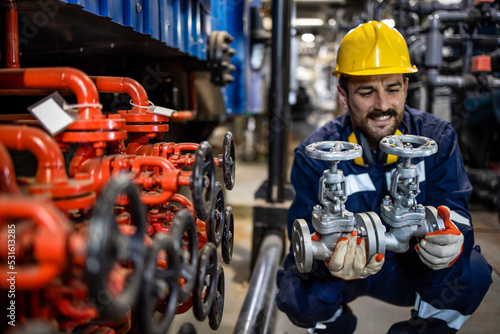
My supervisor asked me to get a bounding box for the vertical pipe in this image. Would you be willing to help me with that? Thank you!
[267,0,291,203]
[233,234,283,334]
[3,0,20,68]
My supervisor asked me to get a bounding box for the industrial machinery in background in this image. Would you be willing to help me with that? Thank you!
[0,0,265,333]
[287,0,500,217]
[373,0,500,217]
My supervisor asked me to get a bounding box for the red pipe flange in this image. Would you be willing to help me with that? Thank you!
[92,75,170,134]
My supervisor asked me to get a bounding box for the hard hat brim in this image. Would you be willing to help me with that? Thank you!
[332,65,418,77]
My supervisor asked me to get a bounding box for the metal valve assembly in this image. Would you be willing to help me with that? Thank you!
[292,135,446,273]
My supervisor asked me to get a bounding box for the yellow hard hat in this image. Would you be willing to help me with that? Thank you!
[332,21,418,76]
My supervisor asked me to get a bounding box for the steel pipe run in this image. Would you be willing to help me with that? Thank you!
[234,234,283,334]
[426,68,477,89]
[266,0,291,203]
[0,67,101,119]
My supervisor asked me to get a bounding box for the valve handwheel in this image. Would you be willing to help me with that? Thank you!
[222,206,234,264]
[207,182,224,247]
[292,219,314,273]
[222,131,236,190]
[86,175,146,320]
[208,264,225,330]
[169,209,199,303]
[138,233,180,334]
[191,141,216,221]
[379,135,438,158]
[305,141,362,162]
[193,242,218,321]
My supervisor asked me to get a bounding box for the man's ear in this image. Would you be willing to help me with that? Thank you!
[337,86,348,110]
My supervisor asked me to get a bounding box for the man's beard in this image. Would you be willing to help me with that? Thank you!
[357,109,403,147]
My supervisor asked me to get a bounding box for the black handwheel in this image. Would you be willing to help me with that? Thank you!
[207,182,224,247]
[208,264,225,330]
[223,131,236,190]
[177,323,197,334]
[190,141,216,221]
[192,242,218,321]
[138,233,180,334]
[222,206,234,264]
[169,209,199,303]
[86,175,146,320]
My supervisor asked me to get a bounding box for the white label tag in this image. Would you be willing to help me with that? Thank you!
[150,106,176,117]
[27,92,76,136]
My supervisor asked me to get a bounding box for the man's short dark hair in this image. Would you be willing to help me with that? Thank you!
[339,75,349,96]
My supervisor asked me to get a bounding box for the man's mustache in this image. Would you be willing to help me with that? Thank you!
[367,109,397,118]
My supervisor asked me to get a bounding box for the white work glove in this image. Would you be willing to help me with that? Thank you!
[415,206,464,270]
[326,230,385,280]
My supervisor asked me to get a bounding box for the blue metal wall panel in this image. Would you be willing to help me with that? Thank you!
[159,0,175,46]
[210,0,227,31]
[122,0,143,32]
[65,0,99,15]
[60,0,251,115]
[179,0,190,53]
[190,1,201,58]
[198,0,211,13]
[143,0,160,39]
[225,1,247,114]
[99,0,123,24]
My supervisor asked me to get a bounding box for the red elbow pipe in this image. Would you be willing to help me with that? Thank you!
[0,125,68,184]
[0,67,101,119]
[0,143,20,194]
[91,76,150,112]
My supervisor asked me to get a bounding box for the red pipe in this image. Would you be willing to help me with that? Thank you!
[0,68,101,119]
[91,76,150,112]
[169,110,196,122]
[3,1,20,68]
[0,197,70,290]
[0,142,20,194]
[0,125,68,184]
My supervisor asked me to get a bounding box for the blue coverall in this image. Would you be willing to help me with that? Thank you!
[276,106,492,333]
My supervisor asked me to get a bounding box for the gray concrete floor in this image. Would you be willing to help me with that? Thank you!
[167,121,500,334]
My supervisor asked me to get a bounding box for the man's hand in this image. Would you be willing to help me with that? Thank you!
[415,206,464,270]
[327,230,385,280]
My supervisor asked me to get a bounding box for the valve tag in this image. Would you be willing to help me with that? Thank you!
[150,106,176,117]
[27,92,76,136]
